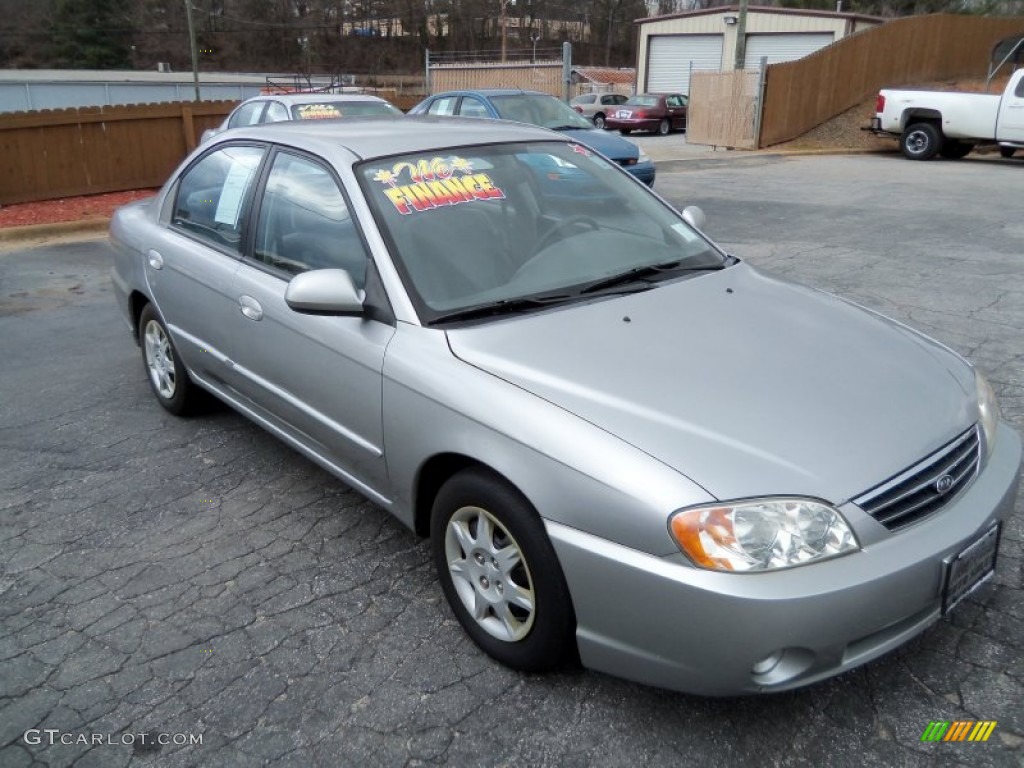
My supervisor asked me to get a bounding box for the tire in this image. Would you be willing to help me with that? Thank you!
[619,128,631,135]
[939,140,972,159]
[999,146,1017,158]
[431,467,575,672]
[593,114,606,130]
[900,122,941,160]
[139,304,200,416]
[657,118,670,136]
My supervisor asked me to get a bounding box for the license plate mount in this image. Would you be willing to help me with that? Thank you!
[942,524,1000,615]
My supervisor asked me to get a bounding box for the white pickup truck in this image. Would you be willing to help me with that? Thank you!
[870,68,1024,160]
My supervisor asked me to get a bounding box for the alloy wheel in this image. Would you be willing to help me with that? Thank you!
[143,319,176,399]
[444,505,536,642]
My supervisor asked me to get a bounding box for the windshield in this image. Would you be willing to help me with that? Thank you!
[489,94,594,130]
[624,95,659,107]
[358,142,726,324]
[290,101,401,120]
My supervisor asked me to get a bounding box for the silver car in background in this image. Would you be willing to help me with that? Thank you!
[569,92,629,129]
[200,92,403,143]
[109,117,1021,696]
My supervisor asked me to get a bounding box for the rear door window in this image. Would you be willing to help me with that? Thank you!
[171,145,266,252]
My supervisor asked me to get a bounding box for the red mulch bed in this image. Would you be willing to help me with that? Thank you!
[0,189,159,229]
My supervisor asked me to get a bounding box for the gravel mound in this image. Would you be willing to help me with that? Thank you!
[767,76,1011,153]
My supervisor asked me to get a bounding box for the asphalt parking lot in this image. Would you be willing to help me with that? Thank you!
[1,153,1022,768]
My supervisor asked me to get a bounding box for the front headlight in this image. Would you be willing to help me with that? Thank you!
[669,498,859,572]
[638,152,651,164]
[976,369,1000,458]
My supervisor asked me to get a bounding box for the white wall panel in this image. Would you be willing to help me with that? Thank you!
[743,33,835,69]
[647,35,723,94]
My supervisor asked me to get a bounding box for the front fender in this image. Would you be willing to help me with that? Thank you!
[381,324,712,556]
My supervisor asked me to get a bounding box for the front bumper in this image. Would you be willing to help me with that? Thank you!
[625,161,656,186]
[547,422,1021,696]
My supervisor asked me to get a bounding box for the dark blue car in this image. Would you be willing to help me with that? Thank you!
[409,89,656,187]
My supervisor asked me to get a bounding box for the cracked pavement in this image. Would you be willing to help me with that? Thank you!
[1,154,1022,767]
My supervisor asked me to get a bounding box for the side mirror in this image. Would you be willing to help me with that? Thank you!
[285,269,364,315]
[682,205,706,231]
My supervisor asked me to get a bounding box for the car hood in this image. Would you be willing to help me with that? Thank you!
[556,127,640,163]
[446,263,976,503]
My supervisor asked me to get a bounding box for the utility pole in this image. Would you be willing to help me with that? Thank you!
[733,0,748,71]
[501,0,507,62]
[184,0,200,101]
[500,0,516,62]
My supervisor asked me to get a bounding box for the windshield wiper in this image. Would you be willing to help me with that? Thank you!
[579,260,726,294]
[428,293,575,325]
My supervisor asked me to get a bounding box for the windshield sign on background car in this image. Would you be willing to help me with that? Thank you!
[358,141,724,322]
[291,101,401,120]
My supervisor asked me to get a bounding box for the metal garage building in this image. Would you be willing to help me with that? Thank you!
[636,6,881,95]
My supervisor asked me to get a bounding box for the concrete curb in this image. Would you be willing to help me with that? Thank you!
[0,218,110,246]
[650,146,895,164]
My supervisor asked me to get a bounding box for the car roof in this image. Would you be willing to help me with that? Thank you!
[247,93,392,105]
[219,115,566,160]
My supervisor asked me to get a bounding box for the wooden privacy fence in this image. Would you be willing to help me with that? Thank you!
[688,70,760,149]
[429,62,564,96]
[760,13,1024,147]
[0,101,234,205]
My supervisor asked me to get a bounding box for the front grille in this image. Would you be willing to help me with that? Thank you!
[617,158,638,166]
[853,426,981,531]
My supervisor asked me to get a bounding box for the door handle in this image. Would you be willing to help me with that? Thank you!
[238,295,263,321]
[147,249,164,270]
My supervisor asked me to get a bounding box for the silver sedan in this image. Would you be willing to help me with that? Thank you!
[110,117,1022,696]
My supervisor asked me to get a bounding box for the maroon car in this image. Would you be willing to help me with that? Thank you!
[604,93,688,136]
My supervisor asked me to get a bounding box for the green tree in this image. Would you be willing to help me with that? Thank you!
[50,0,132,68]
[0,0,56,67]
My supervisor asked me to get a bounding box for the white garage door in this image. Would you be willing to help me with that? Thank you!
[647,35,723,95]
[743,33,834,69]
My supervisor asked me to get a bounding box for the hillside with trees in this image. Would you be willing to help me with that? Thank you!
[1,0,1021,75]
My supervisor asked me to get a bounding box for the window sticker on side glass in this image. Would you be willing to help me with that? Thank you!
[370,156,506,215]
[213,158,257,226]
[670,222,703,243]
[296,104,342,119]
